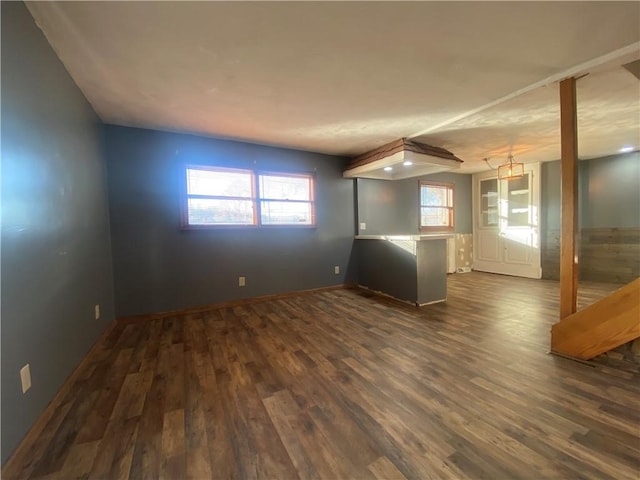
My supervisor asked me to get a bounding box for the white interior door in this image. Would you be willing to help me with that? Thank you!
[473,164,541,278]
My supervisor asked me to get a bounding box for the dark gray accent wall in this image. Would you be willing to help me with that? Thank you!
[541,160,562,232]
[356,172,473,234]
[416,239,448,304]
[541,152,640,281]
[357,238,447,305]
[540,160,562,280]
[357,240,418,303]
[356,178,416,234]
[1,2,115,464]
[105,125,356,317]
[542,152,640,232]
[581,151,640,228]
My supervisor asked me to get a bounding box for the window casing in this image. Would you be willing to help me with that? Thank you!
[184,165,315,228]
[420,181,454,231]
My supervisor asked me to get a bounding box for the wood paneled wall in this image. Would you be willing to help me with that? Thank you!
[542,227,640,284]
[580,228,640,283]
[542,229,562,280]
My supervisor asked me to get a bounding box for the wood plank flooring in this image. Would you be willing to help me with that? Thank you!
[4,272,639,479]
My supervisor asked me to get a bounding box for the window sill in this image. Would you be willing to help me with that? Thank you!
[180,224,317,231]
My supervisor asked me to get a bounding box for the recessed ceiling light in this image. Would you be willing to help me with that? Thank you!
[619,146,635,153]
[403,161,413,166]
[384,166,393,171]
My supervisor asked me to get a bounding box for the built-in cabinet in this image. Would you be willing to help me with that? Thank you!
[473,163,541,278]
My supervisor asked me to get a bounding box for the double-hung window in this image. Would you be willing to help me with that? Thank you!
[259,173,315,225]
[420,181,454,231]
[184,165,315,227]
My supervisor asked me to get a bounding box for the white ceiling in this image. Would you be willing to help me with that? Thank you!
[26,1,640,173]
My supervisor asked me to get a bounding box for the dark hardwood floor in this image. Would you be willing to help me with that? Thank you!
[4,272,639,479]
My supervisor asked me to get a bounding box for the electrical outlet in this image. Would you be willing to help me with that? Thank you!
[359,222,366,231]
[20,364,31,394]
[334,265,340,275]
[239,276,246,287]
[94,304,100,320]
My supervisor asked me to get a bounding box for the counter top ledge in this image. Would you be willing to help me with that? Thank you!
[356,234,454,240]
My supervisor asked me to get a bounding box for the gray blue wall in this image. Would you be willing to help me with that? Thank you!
[356,172,473,235]
[540,160,562,235]
[541,152,640,281]
[580,152,640,228]
[105,125,356,317]
[1,2,115,463]
[542,151,640,231]
[1,0,636,465]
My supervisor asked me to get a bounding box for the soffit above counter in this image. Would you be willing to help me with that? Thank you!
[343,138,463,180]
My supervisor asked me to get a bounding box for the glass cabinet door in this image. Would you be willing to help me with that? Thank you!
[506,174,530,227]
[480,178,498,227]
[473,164,541,279]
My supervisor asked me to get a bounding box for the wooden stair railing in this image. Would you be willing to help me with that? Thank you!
[551,277,640,360]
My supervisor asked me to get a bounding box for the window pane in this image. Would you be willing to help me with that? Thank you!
[260,174,311,201]
[261,201,313,225]
[421,207,450,227]
[507,173,530,227]
[480,178,498,227]
[187,168,253,197]
[188,198,254,225]
[421,185,450,206]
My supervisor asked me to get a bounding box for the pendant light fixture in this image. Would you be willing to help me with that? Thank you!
[498,154,524,180]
